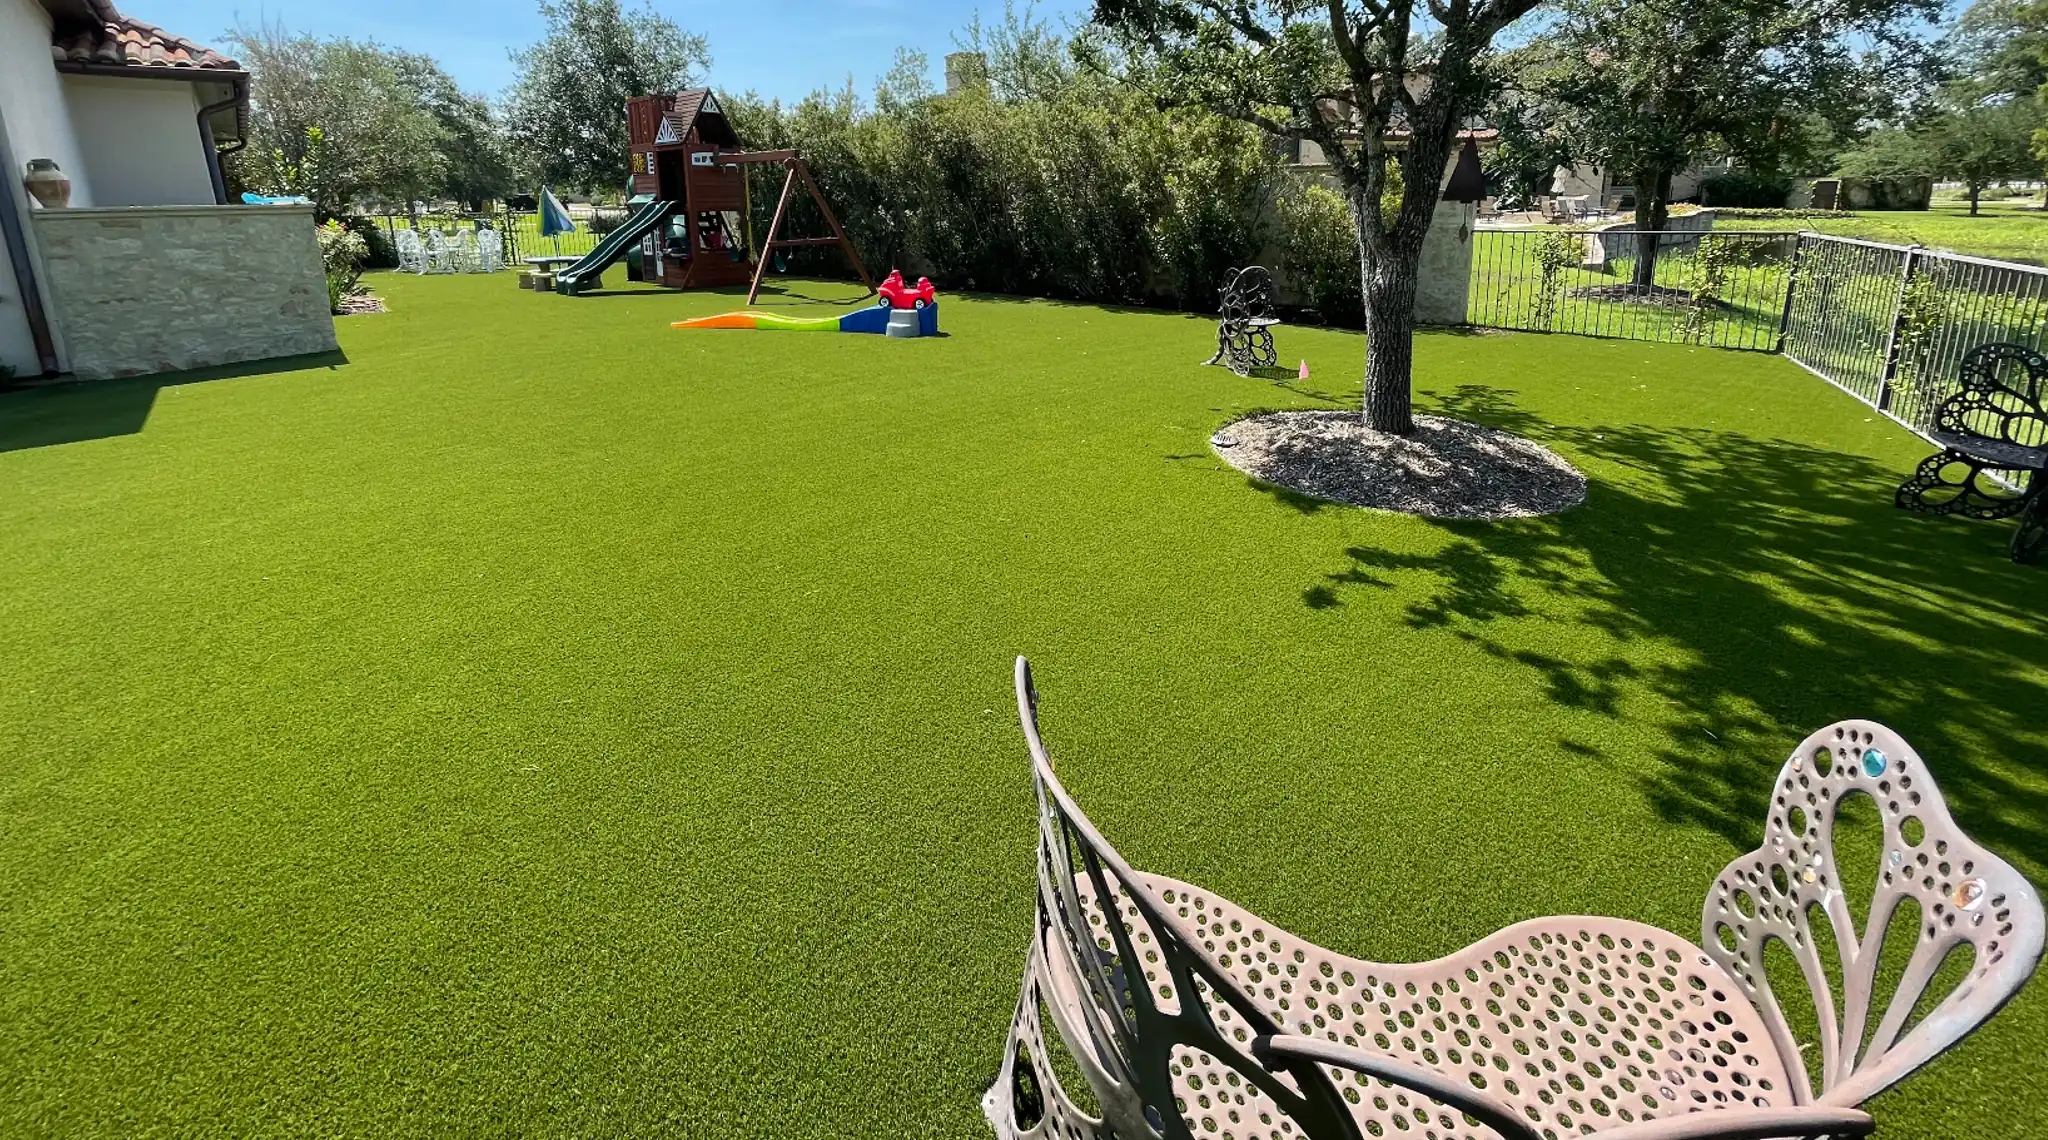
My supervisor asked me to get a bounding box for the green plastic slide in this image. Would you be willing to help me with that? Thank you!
[553,199,676,295]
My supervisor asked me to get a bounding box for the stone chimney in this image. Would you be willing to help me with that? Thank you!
[945,52,989,95]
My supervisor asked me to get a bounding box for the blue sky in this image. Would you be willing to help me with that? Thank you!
[124,0,1094,104]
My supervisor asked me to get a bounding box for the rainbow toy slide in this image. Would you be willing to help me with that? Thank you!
[672,271,941,337]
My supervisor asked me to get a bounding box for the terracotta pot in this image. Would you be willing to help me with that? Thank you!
[23,159,70,209]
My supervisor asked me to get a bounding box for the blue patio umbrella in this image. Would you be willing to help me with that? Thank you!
[539,187,576,254]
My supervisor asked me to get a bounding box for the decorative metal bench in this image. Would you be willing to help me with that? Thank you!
[1894,342,2048,563]
[987,658,2043,1140]
[1206,266,1281,377]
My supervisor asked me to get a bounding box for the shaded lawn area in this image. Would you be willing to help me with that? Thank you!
[2,273,2044,1138]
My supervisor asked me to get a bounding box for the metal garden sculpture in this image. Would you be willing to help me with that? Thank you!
[987,657,2043,1140]
[1207,266,1281,377]
[1894,342,2048,563]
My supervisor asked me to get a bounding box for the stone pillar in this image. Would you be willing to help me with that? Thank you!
[1414,200,1475,326]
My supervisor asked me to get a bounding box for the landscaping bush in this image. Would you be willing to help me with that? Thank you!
[317,220,368,312]
[342,215,398,269]
[1277,185,1364,326]
[722,82,1285,309]
[1700,171,1792,208]
[1714,207,1856,220]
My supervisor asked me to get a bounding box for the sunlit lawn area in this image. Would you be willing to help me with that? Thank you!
[2,273,2044,1137]
[1717,199,2048,264]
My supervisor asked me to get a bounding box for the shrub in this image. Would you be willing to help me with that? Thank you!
[1277,185,1362,326]
[317,221,368,312]
[342,215,398,269]
[1713,207,1855,220]
[1699,171,1792,208]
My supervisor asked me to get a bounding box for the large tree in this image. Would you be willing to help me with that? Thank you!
[1089,0,1544,434]
[1520,0,1934,287]
[504,0,711,195]
[227,24,451,217]
[1930,98,2042,212]
[389,52,517,209]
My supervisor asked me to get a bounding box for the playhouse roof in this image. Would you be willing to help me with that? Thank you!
[659,88,739,148]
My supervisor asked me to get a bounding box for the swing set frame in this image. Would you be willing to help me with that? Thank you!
[722,151,875,304]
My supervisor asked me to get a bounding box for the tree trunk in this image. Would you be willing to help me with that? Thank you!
[1630,167,1674,290]
[1352,193,1422,435]
[1969,183,1982,216]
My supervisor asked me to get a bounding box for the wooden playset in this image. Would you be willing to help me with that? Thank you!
[552,89,873,301]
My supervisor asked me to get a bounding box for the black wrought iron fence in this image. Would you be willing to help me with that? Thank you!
[371,207,631,266]
[1782,235,2048,443]
[1466,229,1799,351]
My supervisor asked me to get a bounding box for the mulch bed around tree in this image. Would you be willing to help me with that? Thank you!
[1211,410,1587,519]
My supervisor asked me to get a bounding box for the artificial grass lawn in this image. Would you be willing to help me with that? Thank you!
[2,274,2045,1139]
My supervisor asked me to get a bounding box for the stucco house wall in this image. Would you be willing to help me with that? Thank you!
[0,0,95,207]
[61,73,214,208]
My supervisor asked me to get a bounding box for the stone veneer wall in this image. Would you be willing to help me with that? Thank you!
[31,204,337,380]
[1414,200,1477,325]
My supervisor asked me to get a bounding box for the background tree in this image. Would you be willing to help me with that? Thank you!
[227,23,452,217]
[389,52,517,208]
[1929,99,2041,212]
[1833,124,1937,178]
[504,0,711,195]
[1519,0,1934,288]
[1087,0,1545,434]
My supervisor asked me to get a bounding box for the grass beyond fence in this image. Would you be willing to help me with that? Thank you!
[1716,201,2048,265]
[1,275,2044,1138]
[1468,230,1793,349]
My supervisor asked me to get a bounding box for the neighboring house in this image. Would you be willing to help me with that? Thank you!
[0,0,336,381]
[1550,159,1736,209]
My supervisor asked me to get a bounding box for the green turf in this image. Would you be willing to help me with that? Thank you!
[2,274,2044,1138]
[1716,200,2048,264]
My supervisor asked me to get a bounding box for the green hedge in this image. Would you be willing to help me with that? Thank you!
[723,87,1362,320]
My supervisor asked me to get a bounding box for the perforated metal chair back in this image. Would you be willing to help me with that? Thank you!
[987,658,2044,1140]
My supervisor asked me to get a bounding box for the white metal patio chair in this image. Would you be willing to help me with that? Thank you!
[423,230,456,274]
[475,227,503,273]
[988,658,2043,1140]
[451,228,482,273]
[394,227,426,274]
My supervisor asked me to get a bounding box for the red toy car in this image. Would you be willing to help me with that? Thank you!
[877,269,937,309]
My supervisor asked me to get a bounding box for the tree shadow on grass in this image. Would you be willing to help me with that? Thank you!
[1303,382,2048,873]
[0,350,348,453]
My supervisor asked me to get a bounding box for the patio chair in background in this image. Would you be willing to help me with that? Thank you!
[1895,342,2048,563]
[394,228,426,274]
[986,656,2043,1140]
[451,229,481,273]
[475,227,503,273]
[423,230,455,274]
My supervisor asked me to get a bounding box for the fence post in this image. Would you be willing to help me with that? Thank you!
[1875,244,1922,412]
[1774,233,1805,354]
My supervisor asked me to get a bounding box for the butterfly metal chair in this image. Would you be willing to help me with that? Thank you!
[1894,342,2048,563]
[987,658,2042,1140]
[1206,266,1282,378]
